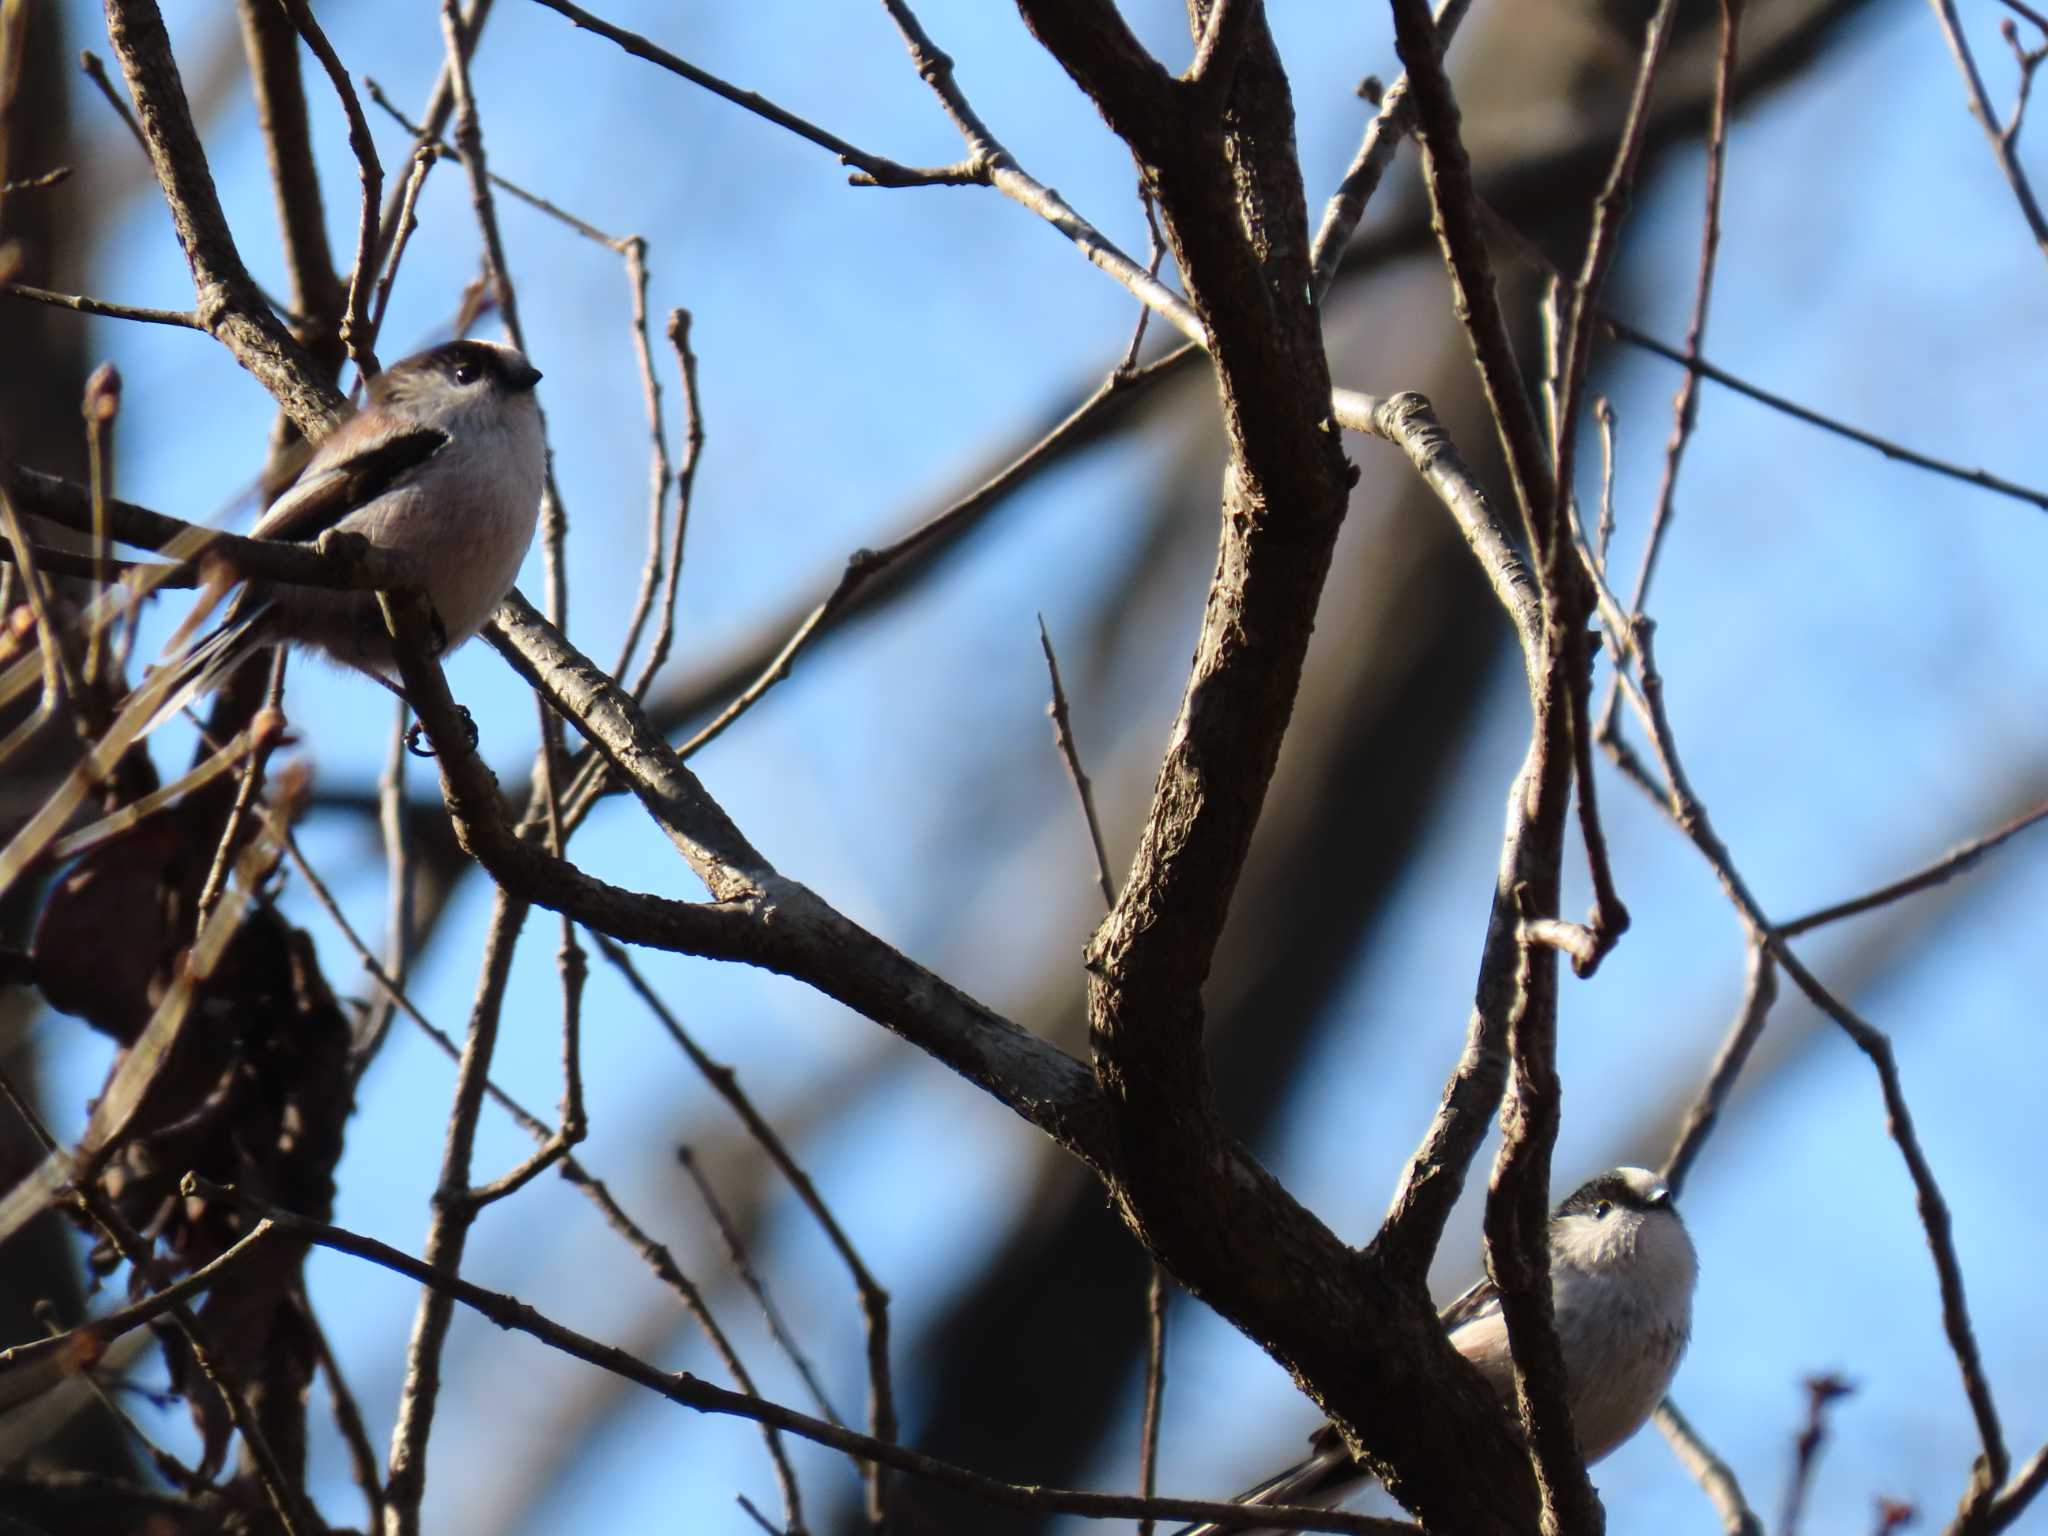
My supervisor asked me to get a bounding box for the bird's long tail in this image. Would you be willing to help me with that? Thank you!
[1170,1439,1360,1536]
[123,602,274,741]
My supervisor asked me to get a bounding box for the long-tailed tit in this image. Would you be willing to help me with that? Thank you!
[139,339,544,732]
[1176,1166,1697,1536]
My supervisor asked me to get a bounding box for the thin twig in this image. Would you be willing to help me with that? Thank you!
[1997,17,2048,148]
[1557,659,1628,976]
[674,370,1133,762]
[365,144,434,363]
[1388,0,1555,540]
[78,48,149,154]
[0,1220,279,1378]
[1307,0,1474,298]
[47,711,283,862]
[301,1296,387,1531]
[30,1301,203,1493]
[194,659,286,920]
[552,1158,815,1535]
[660,1147,818,1532]
[0,462,420,590]
[380,890,530,1536]
[0,166,71,193]
[282,816,815,1534]
[437,1,519,350]
[1777,800,2048,937]
[1604,318,2048,515]
[1615,621,2013,1506]
[538,0,1214,353]
[347,699,418,1075]
[1137,1262,1169,1536]
[607,239,675,683]
[676,1142,842,1425]
[366,0,491,274]
[1661,942,1777,1199]
[1594,399,1618,564]
[1617,0,1746,625]
[1036,617,1116,907]
[186,1177,1422,1535]
[0,163,65,194]
[1926,0,2048,263]
[1115,185,1166,375]
[2000,0,2048,34]
[81,364,121,692]
[102,0,343,437]
[275,0,383,375]
[0,280,201,328]
[874,0,1208,347]
[0,1073,309,1536]
[276,803,716,1378]
[1475,206,2048,521]
[460,1120,575,1208]
[0,481,82,732]
[1033,614,1167,1523]
[552,909,589,1141]
[236,0,345,374]
[1537,0,1677,986]
[362,77,628,249]
[516,647,589,1176]
[526,0,982,187]
[436,0,575,633]
[627,309,702,700]
[596,936,897,1528]
[1781,1374,1854,1536]
[1654,1400,1763,1536]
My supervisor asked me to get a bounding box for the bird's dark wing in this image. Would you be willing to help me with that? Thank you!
[250,425,448,545]
[1436,1271,1502,1332]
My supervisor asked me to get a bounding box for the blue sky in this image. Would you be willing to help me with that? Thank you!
[30,1,2048,1532]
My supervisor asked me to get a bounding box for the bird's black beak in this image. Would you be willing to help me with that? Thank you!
[511,362,542,392]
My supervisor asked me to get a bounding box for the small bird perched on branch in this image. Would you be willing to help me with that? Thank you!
[1174,1166,1698,1536]
[136,338,545,735]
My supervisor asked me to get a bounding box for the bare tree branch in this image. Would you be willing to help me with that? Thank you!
[1926,0,2048,263]
[183,1177,1419,1534]
[525,0,982,186]
[100,0,342,436]
[273,0,383,376]
[1388,0,1554,538]
[1778,799,2048,938]
[1605,318,2048,515]
[0,280,199,328]
[1654,1400,1763,1536]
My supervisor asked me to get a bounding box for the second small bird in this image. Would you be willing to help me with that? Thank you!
[1174,1166,1698,1536]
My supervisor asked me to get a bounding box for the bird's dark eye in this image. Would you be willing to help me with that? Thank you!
[453,361,481,384]
[1592,1200,1613,1220]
